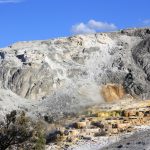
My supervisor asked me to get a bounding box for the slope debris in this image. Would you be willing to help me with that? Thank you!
[45,99,150,150]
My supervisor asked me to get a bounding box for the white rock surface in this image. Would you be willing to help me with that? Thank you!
[0,28,150,119]
[67,126,150,150]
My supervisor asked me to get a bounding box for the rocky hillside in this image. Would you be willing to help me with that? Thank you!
[0,28,150,119]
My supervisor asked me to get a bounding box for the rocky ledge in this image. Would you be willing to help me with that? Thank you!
[45,98,150,149]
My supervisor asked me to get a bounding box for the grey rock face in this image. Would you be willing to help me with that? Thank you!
[132,37,150,80]
[0,28,150,118]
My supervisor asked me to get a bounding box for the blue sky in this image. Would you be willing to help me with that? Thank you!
[0,0,150,48]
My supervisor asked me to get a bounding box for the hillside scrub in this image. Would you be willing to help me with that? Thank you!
[0,110,46,150]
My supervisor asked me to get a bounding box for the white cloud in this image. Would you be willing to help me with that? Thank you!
[143,19,150,25]
[0,0,23,3]
[88,20,117,31]
[71,19,117,34]
[72,23,96,34]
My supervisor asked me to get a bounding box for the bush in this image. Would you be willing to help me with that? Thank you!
[34,121,46,150]
[0,110,46,150]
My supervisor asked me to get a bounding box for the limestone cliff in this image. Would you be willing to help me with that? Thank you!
[0,28,150,118]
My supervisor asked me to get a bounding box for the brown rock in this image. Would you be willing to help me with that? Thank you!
[101,84,126,102]
[74,122,86,129]
[84,128,100,134]
[137,111,144,117]
[111,128,118,134]
[128,110,137,116]
[117,123,130,130]
[123,110,129,117]
[123,109,136,117]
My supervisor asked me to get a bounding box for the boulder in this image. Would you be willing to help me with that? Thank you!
[123,109,137,117]
[117,123,130,131]
[73,121,87,129]
[110,128,118,134]
[137,111,144,117]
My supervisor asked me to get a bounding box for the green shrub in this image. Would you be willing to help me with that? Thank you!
[0,111,46,150]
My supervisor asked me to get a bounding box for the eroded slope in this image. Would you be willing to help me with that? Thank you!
[0,28,150,118]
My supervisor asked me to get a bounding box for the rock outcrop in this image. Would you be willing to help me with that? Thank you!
[101,84,126,102]
[0,27,150,118]
[46,99,150,149]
